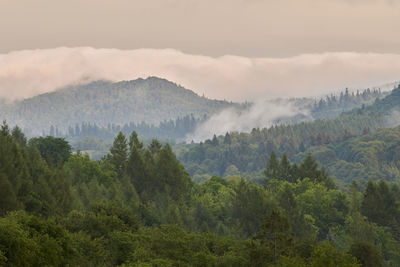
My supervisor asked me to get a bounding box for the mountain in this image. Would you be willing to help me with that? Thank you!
[0,77,235,136]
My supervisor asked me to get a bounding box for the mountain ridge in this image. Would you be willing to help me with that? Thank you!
[0,77,236,135]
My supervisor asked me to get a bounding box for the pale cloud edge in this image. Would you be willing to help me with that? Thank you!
[0,47,399,102]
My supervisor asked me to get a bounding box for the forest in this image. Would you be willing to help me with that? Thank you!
[0,77,234,136]
[1,120,399,266]
[179,85,400,187]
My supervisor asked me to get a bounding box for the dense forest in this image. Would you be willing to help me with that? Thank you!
[179,85,400,186]
[0,77,387,142]
[51,114,206,143]
[31,86,388,162]
[1,121,399,266]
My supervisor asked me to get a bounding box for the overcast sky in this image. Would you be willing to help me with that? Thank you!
[1,0,399,57]
[0,0,399,101]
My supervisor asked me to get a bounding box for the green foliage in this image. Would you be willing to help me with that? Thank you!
[348,240,384,267]
[265,151,335,189]
[0,125,399,265]
[254,209,294,264]
[179,86,400,185]
[30,136,72,166]
[109,131,128,178]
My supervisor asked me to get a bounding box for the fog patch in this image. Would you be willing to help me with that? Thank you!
[385,109,400,128]
[186,100,312,142]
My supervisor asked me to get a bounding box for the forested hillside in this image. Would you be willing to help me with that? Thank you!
[1,122,399,266]
[179,85,400,185]
[0,77,234,136]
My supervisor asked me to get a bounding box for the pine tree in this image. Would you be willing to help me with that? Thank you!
[255,209,293,263]
[0,173,19,215]
[127,145,146,195]
[264,151,280,181]
[11,126,27,146]
[155,144,190,201]
[110,132,128,179]
[224,132,232,145]
[148,139,162,156]
[211,134,219,146]
[279,153,292,181]
[129,131,143,151]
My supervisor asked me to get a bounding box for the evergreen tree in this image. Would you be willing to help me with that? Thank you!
[148,139,162,156]
[30,136,71,166]
[254,209,293,264]
[11,126,27,146]
[128,131,143,151]
[224,132,232,145]
[348,240,384,267]
[279,152,292,182]
[155,144,191,201]
[0,173,19,215]
[109,132,128,179]
[211,134,219,146]
[126,145,146,196]
[264,151,280,181]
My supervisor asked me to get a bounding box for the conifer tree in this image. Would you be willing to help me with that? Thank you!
[129,131,143,151]
[127,145,146,195]
[254,209,293,263]
[110,132,128,179]
[264,151,280,181]
[279,153,292,181]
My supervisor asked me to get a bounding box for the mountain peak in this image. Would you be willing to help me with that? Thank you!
[0,77,234,135]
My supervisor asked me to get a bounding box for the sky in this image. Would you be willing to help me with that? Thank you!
[1,0,399,56]
[0,0,399,101]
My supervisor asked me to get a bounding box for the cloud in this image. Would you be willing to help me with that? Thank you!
[0,47,400,102]
[186,100,311,142]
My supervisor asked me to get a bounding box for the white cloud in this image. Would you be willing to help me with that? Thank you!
[0,47,399,102]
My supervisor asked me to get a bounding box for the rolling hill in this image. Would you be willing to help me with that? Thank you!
[0,77,235,136]
[178,84,400,184]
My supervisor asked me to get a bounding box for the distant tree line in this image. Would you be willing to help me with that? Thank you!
[47,114,206,142]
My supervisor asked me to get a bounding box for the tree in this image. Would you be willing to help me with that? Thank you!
[361,180,398,226]
[309,242,360,267]
[127,145,146,196]
[279,153,292,182]
[224,132,232,145]
[11,126,27,146]
[155,144,191,201]
[254,209,293,264]
[348,240,383,267]
[30,136,71,166]
[211,134,219,146]
[264,151,280,181]
[128,131,143,151]
[109,132,128,178]
[148,139,162,156]
[0,173,19,215]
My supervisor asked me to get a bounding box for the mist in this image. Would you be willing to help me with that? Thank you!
[186,100,311,142]
[386,109,400,128]
[1,47,400,102]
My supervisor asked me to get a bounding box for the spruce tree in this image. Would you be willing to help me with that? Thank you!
[264,151,280,181]
[110,132,128,179]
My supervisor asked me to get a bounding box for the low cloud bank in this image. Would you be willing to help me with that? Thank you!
[186,100,311,142]
[0,47,400,101]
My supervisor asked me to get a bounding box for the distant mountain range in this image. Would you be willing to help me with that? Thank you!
[0,77,235,136]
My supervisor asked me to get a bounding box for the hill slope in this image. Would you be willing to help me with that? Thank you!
[179,85,400,184]
[0,77,235,135]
